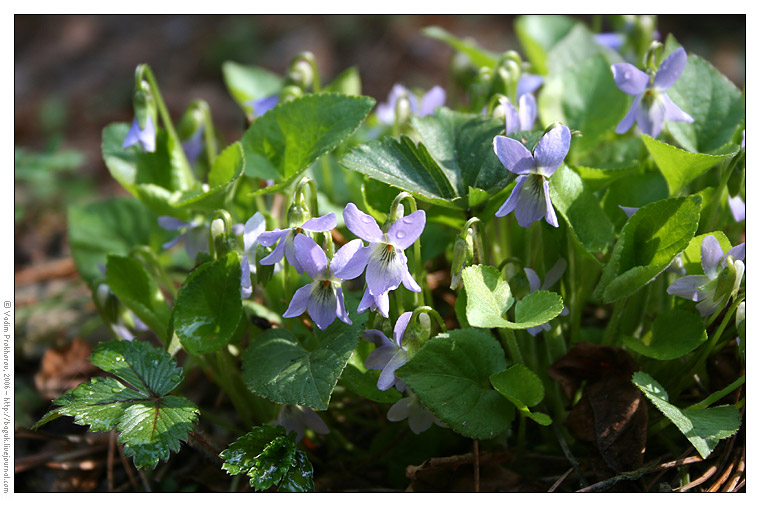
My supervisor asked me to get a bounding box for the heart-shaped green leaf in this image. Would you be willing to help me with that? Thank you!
[396,329,514,439]
[623,309,707,360]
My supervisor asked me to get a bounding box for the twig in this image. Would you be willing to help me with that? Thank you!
[578,455,703,493]
[676,465,717,492]
[548,467,573,492]
[551,423,587,488]
[722,447,745,492]
[137,469,152,492]
[189,431,224,463]
[473,439,480,493]
[107,430,115,492]
[730,479,745,492]
[15,257,76,286]
[116,442,140,492]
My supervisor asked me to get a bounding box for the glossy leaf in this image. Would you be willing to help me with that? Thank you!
[595,196,701,302]
[173,253,243,356]
[632,372,741,459]
[396,329,514,439]
[460,265,514,328]
[549,164,615,254]
[242,93,374,193]
[623,309,707,360]
[34,340,198,469]
[642,135,734,195]
[242,324,360,410]
[220,425,314,492]
[663,36,745,154]
[105,254,172,342]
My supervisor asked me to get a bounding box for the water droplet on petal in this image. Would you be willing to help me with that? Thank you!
[402,216,413,224]
[396,230,406,239]
[624,71,631,80]
[361,215,374,224]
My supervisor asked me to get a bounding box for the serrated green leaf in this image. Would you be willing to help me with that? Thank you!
[220,425,314,492]
[342,108,513,209]
[411,108,510,196]
[242,324,360,410]
[340,364,402,404]
[422,26,499,68]
[681,232,733,275]
[595,196,701,302]
[106,255,172,343]
[623,309,707,360]
[662,37,745,154]
[34,340,197,469]
[549,164,615,255]
[396,329,514,439]
[242,93,374,193]
[490,364,544,408]
[341,134,459,208]
[68,198,172,286]
[642,135,734,195]
[632,372,741,459]
[461,265,563,329]
[222,61,283,114]
[461,265,514,328]
[173,252,243,356]
[515,15,576,75]
[539,53,628,155]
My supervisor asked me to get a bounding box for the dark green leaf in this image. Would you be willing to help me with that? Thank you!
[173,253,243,356]
[173,142,245,212]
[663,36,745,154]
[242,324,360,410]
[34,340,198,469]
[549,164,615,254]
[396,329,514,439]
[106,254,172,343]
[601,172,670,230]
[642,135,734,195]
[68,198,171,286]
[490,364,552,426]
[632,372,741,459]
[220,425,314,492]
[623,309,707,360]
[595,196,701,302]
[340,364,402,404]
[242,93,374,193]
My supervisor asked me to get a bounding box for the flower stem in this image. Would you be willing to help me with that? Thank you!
[390,192,427,307]
[499,328,524,365]
[601,299,626,346]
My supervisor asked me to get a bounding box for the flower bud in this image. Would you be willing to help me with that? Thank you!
[95,283,119,324]
[177,103,204,141]
[133,81,156,131]
[279,85,304,103]
[287,59,314,91]
[287,202,310,229]
[393,94,412,127]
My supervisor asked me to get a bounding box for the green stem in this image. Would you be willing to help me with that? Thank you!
[138,65,189,168]
[499,328,524,365]
[601,299,626,346]
[704,159,734,233]
[390,192,426,307]
[199,100,218,170]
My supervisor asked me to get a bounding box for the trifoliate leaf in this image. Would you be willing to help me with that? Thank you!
[33,340,198,469]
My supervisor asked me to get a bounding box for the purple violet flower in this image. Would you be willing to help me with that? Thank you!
[499,95,537,135]
[376,84,446,124]
[182,126,204,167]
[246,94,279,118]
[335,203,424,297]
[282,234,363,330]
[493,124,571,228]
[387,386,446,434]
[158,216,208,261]
[516,74,543,99]
[362,312,413,390]
[611,47,694,138]
[257,213,337,274]
[274,405,330,441]
[357,287,390,318]
[728,195,745,222]
[667,235,745,317]
[123,116,156,152]
[524,258,569,336]
[595,32,625,52]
